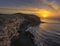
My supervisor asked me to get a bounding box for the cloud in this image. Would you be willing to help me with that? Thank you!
[9,0,41,7]
[0,0,59,11]
[10,0,60,12]
[0,6,39,11]
[0,6,18,10]
[0,0,60,15]
[39,0,60,13]
[0,6,40,14]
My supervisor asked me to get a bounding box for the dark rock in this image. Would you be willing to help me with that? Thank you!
[0,13,40,46]
[11,31,35,46]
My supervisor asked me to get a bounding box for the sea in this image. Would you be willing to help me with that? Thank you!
[29,19,60,46]
[0,18,60,46]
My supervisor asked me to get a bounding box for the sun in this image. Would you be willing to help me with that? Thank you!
[38,10,52,18]
[40,10,50,18]
[36,9,54,18]
[41,12,49,18]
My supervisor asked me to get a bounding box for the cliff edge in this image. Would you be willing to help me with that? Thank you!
[0,13,40,46]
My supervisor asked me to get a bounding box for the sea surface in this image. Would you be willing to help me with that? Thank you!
[33,19,60,46]
[0,18,60,46]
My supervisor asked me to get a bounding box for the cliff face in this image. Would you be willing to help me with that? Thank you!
[0,13,40,46]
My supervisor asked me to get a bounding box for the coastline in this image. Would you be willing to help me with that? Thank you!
[0,13,40,46]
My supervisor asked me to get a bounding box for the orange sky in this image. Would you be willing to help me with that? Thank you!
[35,9,59,18]
[0,0,60,18]
[0,8,59,18]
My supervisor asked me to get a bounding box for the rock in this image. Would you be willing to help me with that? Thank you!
[0,13,40,46]
[11,31,35,46]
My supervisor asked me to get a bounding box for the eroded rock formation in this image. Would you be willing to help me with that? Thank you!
[0,13,40,46]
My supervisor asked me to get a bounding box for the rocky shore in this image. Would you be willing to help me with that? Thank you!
[0,13,40,46]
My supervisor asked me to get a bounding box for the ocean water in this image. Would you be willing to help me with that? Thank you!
[33,19,60,46]
[0,18,60,46]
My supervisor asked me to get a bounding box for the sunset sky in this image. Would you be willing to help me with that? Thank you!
[0,0,60,18]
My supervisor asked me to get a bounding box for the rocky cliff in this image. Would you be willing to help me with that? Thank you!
[0,13,40,46]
